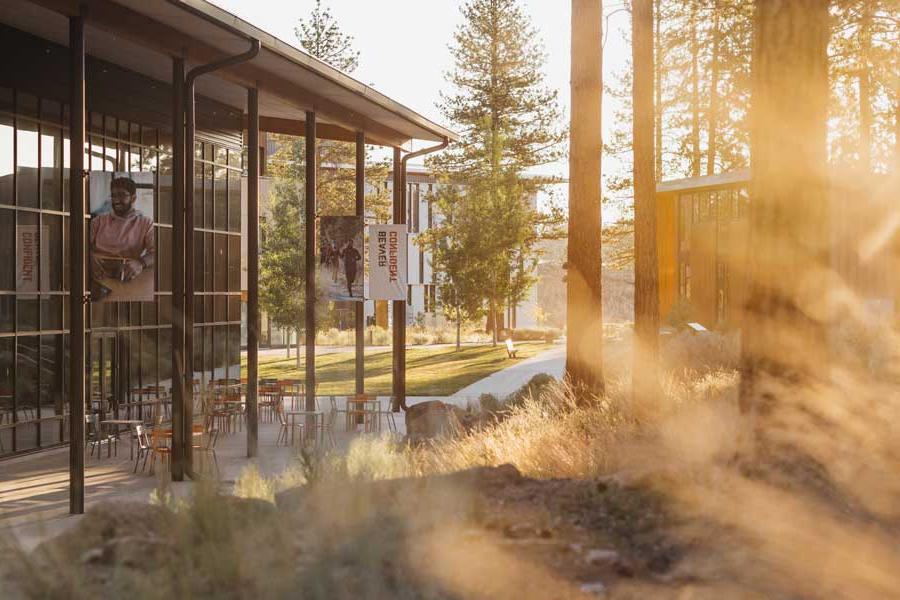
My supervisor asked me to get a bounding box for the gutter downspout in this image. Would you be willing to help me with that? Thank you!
[175,38,260,478]
[393,137,450,412]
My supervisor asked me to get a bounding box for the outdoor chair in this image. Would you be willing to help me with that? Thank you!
[148,418,171,475]
[194,427,220,478]
[379,398,399,435]
[86,414,117,459]
[133,424,152,473]
[279,380,304,411]
[259,384,281,423]
[275,404,303,447]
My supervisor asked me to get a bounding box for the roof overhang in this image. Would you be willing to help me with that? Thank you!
[656,169,751,194]
[2,0,458,147]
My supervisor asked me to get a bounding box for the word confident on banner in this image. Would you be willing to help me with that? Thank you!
[368,224,407,301]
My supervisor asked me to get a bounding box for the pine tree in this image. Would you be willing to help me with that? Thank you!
[260,0,389,362]
[429,0,566,346]
[740,0,831,418]
[632,0,660,406]
[567,0,605,396]
[294,0,360,73]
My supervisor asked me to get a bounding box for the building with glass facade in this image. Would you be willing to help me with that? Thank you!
[0,0,454,462]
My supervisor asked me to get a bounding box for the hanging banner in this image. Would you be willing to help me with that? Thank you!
[319,215,365,301]
[368,224,407,301]
[88,171,156,302]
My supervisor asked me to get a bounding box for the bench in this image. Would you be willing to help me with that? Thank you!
[505,337,518,359]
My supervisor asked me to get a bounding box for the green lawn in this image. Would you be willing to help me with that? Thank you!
[241,342,554,396]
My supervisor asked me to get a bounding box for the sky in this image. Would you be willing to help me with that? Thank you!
[210,0,632,216]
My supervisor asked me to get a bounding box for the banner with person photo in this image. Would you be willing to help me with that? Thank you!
[88,171,155,302]
[319,215,364,301]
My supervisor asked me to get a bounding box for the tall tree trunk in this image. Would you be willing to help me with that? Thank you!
[740,0,830,421]
[654,0,664,182]
[295,327,302,369]
[858,0,873,173]
[285,328,290,358]
[706,0,722,176]
[689,0,702,177]
[456,304,462,352]
[633,0,660,406]
[567,0,605,397]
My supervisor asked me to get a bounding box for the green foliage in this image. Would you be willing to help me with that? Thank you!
[508,327,562,343]
[294,0,360,73]
[260,2,390,342]
[505,373,558,410]
[426,0,566,345]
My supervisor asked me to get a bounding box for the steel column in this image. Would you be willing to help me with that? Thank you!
[391,147,405,411]
[246,87,260,457]
[354,132,365,395]
[304,112,317,411]
[68,12,86,515]
[184,39,259,469]
[171,56,186,480]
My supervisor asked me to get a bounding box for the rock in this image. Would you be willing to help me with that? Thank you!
[579,581,607,596]
[405,400,465,443]
[585,549,620,565]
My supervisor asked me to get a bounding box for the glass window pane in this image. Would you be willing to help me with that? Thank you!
[203,163,213,229]
[194,231,204,292]
[215,295,226,322]
[228,170,241,233]
[214,233,226,292]
[228,324,240,379]
[17,336,39,420]
[215,146,227,166]
[0,336,12,455]
[44,214,62,291]
[214,166,227,230]
[0,208,13,290]
[0,116,14,205]
[40,127,63,210]
[141,330,157,390]
[228,295,240,322]
[158,328,171,390]
[159,295,172,325]
[204,232,214,292]
[157,227,172,292]
[214,325,226,377]
[194,161,203,228]
[227,148,240,169]
[40,335,64,428]
[228,235,240,291]
[17,119,39,207]
[194,293,204,324]
[41,295,62,330]
[0,296,13,332]
[193,326,203,380]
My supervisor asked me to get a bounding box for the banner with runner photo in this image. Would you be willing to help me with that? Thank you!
[87,171,155,302]
[368,224,407,301]
[319,215,364,301]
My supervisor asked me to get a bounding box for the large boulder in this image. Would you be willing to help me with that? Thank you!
[404,400,467,443]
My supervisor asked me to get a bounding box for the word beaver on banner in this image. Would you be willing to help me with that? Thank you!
[369,224,407,301]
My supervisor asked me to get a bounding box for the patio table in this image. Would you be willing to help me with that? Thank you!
[101,419,142,459]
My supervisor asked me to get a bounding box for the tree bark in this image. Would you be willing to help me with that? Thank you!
[456,304,462,351]
[740,0,830,420]
[633,0,660,406]
[858,0,873,173]
[567,0,605,397]
[689,0,702,177]
[706,0,722,176]
[654,0,664,181]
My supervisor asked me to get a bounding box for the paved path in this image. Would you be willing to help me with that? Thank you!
[453,344,565,400]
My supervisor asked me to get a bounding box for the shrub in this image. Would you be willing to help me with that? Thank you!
[508,327,562,343]
[505,372,558,408]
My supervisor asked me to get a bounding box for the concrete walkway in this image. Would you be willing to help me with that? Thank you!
[453,343,565,400]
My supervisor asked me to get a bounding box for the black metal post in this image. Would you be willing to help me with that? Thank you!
[304,112,316,411]
[247,87,260,457]
[182,40,259,470]
[355,132,365,395]
[171,57,186,480]
[391,147,405,411]
[68,12,86,515]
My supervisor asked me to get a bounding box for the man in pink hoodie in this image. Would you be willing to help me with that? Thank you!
[90,176,155,283]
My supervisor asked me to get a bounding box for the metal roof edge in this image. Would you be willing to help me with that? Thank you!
[656,168,752,193]
[170,0,458,143]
